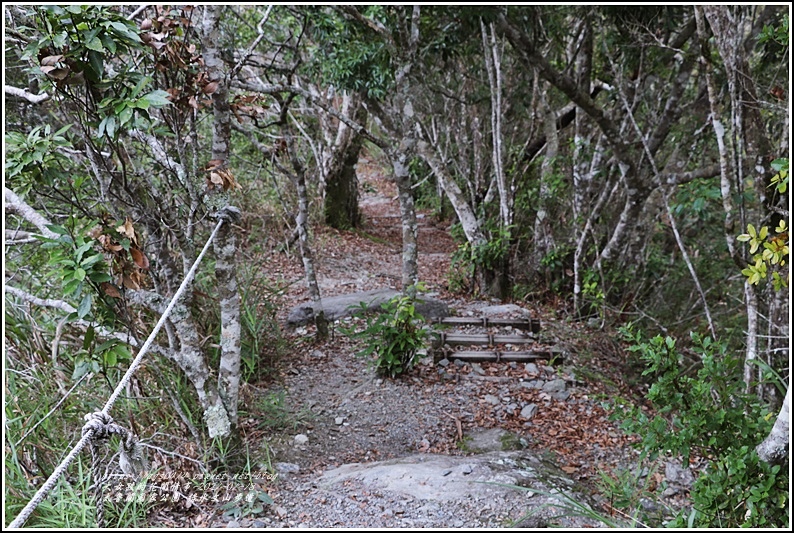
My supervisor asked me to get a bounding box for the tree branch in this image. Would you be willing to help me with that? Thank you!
[4,187,59,239]
[5,85,50,104]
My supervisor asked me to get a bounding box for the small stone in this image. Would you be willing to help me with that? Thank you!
[461,464,473,475]
[521,380,544,389]
[438,358,450,367]
[525,363,539,374]
[542,379,567,393]
[311,349,326,358]
[441,469,452,477]
[335,417,345,425]
[274,462,300,474]
[293,433,309,445]
[226,520,240,528]
[453,520,464,527]
[509,361,517,369]
[453,358,465,367]
[520,404,538,419]
[471,363,486,376]
[274,506,288,519]
[552,390,571,401]
[253,520,265,528]
[375,379,383,386]
[484,394,500,405]
[662,486,680,497]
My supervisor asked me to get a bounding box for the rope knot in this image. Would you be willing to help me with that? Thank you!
[82,412,114,439]
[213,205,242,223]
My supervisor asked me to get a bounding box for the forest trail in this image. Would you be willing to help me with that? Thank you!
[202,162,695,528]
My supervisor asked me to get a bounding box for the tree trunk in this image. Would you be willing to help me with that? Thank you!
[286,133,328,339]
[756,388,790,466]
[323,92,366,229]
[534,82,559,270]
[202,4,240,433]
[389,145,419,295]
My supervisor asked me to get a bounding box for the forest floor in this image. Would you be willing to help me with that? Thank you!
[190,159,698,528]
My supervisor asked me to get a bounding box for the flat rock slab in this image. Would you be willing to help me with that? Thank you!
[287,288,449,326]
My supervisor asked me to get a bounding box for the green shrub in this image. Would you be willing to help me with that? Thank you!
[611,328,789,528]
[344,288,430,378]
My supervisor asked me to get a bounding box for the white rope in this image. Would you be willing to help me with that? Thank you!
[8,217,226,529]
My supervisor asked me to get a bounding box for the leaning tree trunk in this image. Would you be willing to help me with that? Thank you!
[285,133,329,339]
[756,387,790,466]
[203,4,241,432]
[533,82,559,271]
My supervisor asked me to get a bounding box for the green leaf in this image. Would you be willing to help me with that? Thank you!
[77,293,92,319]
[83,325,96,350]
[85,36,105,53]
[74,267,87,281]
[63,278,82,295]
[139,90,172,108]
[46,224,70,235]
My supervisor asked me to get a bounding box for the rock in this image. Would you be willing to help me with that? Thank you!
[520,404,538,419]
[471,363,486,376]
[293,434,309,446]
[335,417,345,426]
[552,390,571,401]
[542,379,567,393]
[484,394,500,406]
[253,520,266,527]
[311,349,326,358]
[480,304,529,317]
[521,380,545,389]
[274,462,300,474]
[461,464,473,475]
[463,428,523,453]
[524,363,539,374]
[226,520,240,528]
[274,506,288,518]
[453,359,465,367]
[665,461,695,486]
[438,358,450,367]
[286,289,449,326]
[441,469,452,477]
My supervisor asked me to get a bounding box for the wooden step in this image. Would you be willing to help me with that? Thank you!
[437,349,564,363]
[432,332,536,347]
[433,316,541,333]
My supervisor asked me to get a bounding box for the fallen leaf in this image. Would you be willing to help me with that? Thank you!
[562,466,577,474]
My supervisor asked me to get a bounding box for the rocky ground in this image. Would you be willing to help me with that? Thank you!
[189,161,697,528]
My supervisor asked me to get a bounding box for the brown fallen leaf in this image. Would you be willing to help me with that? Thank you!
[101,282,122,298]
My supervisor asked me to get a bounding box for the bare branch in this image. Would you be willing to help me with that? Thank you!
[5,85,50,104]
[229,5,274,81]
[4,188,59,239]
[126,4,149,21]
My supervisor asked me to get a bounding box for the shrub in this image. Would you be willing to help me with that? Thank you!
[344,288,430,378]
[611,328,789,528]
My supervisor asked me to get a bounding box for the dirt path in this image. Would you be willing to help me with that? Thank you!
[202,163,692,527]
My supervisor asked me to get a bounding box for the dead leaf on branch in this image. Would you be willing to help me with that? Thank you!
[101,282,122,298]
[207,167,241,191]
[130,247,150,270]
[115,217,138,245]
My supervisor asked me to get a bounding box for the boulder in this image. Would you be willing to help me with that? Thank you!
[287,288,449,326]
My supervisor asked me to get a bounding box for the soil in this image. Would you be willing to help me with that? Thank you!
[186,159,694,528]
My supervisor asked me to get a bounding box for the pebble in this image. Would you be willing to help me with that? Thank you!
[471,363,486,376]
[520,403,538,419]
[525,363,539,374]
[335,417,345,425]
[438,358,450,367]
[461,464,473,475]
[484,394,500,405]
[274,462,300,474]
[542,379,567,393]
[294,434,309,445]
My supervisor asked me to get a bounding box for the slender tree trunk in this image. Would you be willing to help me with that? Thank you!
[389,145,419,296]
[203,4,241,432]
[280,129,329,338]
[534,82,559,270]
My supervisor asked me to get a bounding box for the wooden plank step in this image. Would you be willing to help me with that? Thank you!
[433,317,541,333]
[433,332,536,346]
[440,350,564,363]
